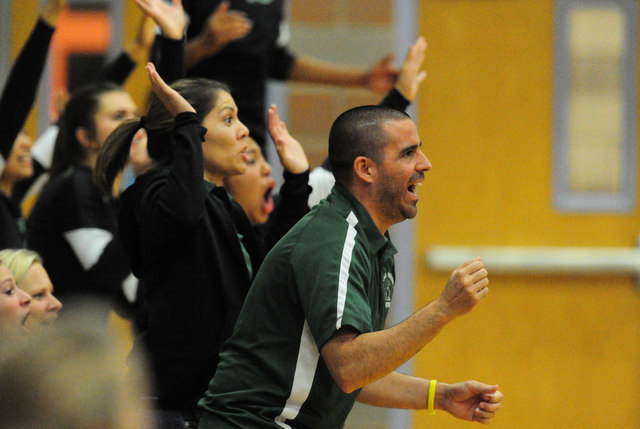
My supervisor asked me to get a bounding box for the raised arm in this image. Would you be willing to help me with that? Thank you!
[0,0,66,163]
[135,0,187,82]
[99,14,155,85]
[310,35,427,194]
[267,104,308,175]
[145,63,194,116]
[184,1,252,69]
[321,258,489,393]
[393,36,427,103]
[134,0,186,41]
[135,63,207,232]
[259,104,310,248]
[288,54,399,95]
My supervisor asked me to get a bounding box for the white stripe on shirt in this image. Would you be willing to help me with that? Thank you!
[64,228,113,271]
[336,211,359,330]
[274,320,320,428]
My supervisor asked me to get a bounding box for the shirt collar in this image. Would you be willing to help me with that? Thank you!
[329,183,397,258]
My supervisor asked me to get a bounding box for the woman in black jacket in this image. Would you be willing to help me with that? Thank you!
[94,63,309,427]
[0,0,65,248]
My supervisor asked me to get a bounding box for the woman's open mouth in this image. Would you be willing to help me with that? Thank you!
[262,182,275,215]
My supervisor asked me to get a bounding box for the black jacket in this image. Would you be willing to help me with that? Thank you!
[0,19,54,249]
[120,112,309,410]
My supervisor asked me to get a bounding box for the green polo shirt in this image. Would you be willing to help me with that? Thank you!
[198,183,397,429]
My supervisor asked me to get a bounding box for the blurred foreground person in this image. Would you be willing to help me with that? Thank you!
[0,300,152,429]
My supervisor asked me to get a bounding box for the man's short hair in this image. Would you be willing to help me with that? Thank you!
[329,105,410,185]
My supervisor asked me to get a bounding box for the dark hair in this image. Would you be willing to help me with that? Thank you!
[328,105,410,185]
[49,82,124,179]
[94,78,230,195]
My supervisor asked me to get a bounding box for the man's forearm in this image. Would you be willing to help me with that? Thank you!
[321,298,453,393]
[357,371,429,409]
[184,36,220,70]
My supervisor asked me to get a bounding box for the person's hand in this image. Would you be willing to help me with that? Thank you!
[134,0,186,40]
[437,381,503,424]
[267,104,309,174]
[203,1,252,50]
[129,129,152,176]
[362,54,399,94]
[40,0,67,27]
[437,258,488,319]
[146,62,195,116]
[394,36,427,102]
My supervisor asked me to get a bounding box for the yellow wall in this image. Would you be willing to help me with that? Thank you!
[121,2,152,111]
[414,1,640,428]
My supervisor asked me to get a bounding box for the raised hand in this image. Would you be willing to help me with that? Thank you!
[267,104,308,175]
[394,36,427,102]
[146,62,194,116]
[134,0,186,40]
[437,258,489,319]
[204,1,252,50]
[439,381,503,424]
[363,54,399,94]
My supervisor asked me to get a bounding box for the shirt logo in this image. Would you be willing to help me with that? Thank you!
[382,272,394,308]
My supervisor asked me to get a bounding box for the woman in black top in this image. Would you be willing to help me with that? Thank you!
[0,0,65,248]
[25,82,139,321]
[25,0,189,320]
[95,63,309,426]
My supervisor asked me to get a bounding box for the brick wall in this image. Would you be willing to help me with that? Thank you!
[286,0,394,169]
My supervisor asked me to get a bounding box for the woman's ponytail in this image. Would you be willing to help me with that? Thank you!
[94,118,144,196]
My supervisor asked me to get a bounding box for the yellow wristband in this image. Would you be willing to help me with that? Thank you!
[427,379,437,415]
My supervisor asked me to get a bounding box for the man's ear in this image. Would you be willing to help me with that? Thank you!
[75,127,94,150]
[353,156,376,184]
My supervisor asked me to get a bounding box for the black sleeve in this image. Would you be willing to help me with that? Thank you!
[378,88,410,112]
[259,168,311,249]
[270,45,297,81]
[99,52,137,85]
[0,19,54,162]
[156,36,186,84]
[136,112,208,237]
[102,34,186,88]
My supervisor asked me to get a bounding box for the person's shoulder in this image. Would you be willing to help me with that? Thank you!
[288,202,355,251]
[65,167,103,199]
[121,167,170,204]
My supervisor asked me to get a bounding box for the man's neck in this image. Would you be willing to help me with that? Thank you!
[345,183,391,235]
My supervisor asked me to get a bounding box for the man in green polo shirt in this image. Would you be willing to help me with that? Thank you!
[198,106,503,428]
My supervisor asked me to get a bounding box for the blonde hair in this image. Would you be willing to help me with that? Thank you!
[0,248,41,286]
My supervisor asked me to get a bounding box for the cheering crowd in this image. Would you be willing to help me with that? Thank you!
[0,1,503,428]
